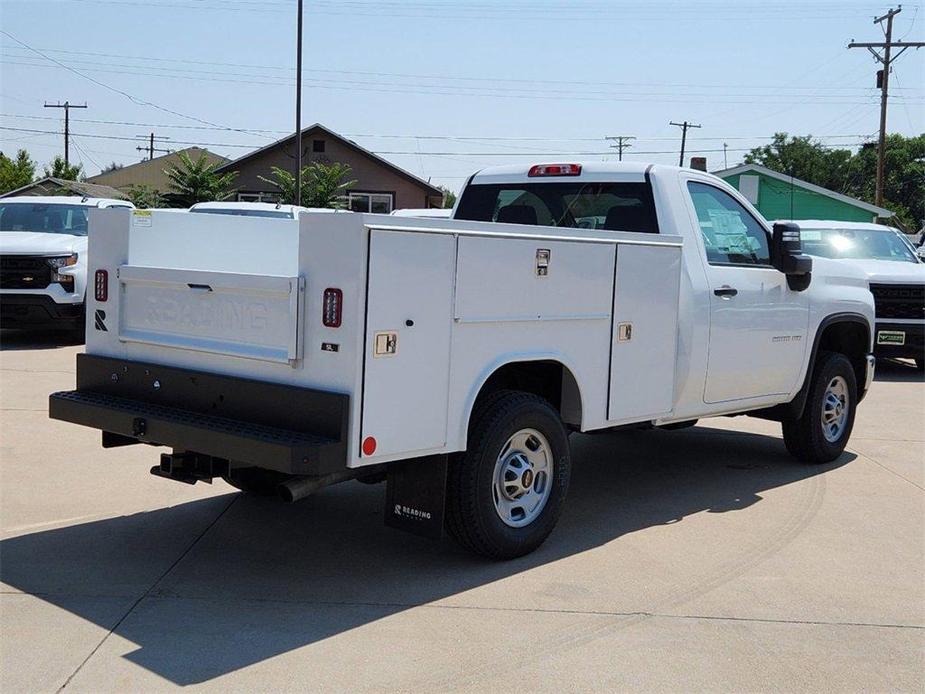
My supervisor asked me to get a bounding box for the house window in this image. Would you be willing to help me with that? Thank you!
[237,192,280,203]
[348,192,393,214]
[312,139,325,153]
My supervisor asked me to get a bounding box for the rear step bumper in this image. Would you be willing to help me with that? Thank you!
[49,354,349,475]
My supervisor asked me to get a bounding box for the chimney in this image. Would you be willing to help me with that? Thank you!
[690,157,707,171]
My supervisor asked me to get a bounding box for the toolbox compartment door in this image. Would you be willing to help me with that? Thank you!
[117,265,303,364]
[361,229,456,459]
[608,244,682,421]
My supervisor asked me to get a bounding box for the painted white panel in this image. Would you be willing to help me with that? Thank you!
[703,267,809,403]
[127,210,299,275]
[362,230,456,458]
[118,265,301,364]
[739,175,760,205]
[608,245,682,421]
[455,236,614,322]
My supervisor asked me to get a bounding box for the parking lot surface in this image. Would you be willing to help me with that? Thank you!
[1,331,922,692]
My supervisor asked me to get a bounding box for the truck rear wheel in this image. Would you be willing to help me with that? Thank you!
[223,468,290,496]
[782,352,857,464]
[446,390,570,559]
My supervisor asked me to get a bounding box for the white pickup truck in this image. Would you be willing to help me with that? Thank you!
[0,196,134,334]
[49,162,876,559]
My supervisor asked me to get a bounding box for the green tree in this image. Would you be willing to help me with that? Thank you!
[0,149,36,193]
[744,132,925,230]
[259,161,357,208]
[163,150,237,206]
[744,133,852,193]
[438,185,457,209]
[126,184,164,209]
[43,155,84,181]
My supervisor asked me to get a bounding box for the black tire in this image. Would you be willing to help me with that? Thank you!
[446,390,570,560]
[782,352,857,464]
[223,468,290,496]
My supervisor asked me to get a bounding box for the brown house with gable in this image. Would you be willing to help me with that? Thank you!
[216,123,443,212]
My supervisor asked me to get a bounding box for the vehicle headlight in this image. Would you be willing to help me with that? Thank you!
[47,254,79,270]
[47,254,78,289]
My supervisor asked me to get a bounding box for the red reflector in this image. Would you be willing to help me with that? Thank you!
[322,288,343,327]
[362,436,377,456]
[528,163,582,177]
[94,269,108,302]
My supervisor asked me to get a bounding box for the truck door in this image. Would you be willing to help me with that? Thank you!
[685,181,809,404]
[361,229,456,459]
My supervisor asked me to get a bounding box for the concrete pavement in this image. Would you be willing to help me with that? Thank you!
[1,330,922,692]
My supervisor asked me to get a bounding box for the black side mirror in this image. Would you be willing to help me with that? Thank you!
[771,222,813,291]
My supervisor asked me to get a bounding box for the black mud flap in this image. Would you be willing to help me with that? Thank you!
[384,455,448,540]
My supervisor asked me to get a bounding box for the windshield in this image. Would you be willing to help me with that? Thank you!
[0,203,90,235]
[454,182,659,233]
[799,227,918,263]
[190,208,292,219]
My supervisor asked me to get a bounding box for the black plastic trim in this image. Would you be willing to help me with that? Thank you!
[48,354,349,474]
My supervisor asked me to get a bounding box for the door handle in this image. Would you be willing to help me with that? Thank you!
[713,286,738,298]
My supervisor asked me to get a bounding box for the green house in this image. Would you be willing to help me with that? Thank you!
[714,163,893,223]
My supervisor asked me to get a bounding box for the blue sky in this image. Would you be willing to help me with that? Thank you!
[1,0,923,191]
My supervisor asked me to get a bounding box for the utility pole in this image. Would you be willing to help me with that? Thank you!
[849,7,924,207]
[605,135,635,161]
[669,120,701,167]
[723,142,729,169]
[43,101,87,166]
[134,132,170,160]
[295,0,304,205]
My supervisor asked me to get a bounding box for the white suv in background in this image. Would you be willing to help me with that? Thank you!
[0,196,133,336]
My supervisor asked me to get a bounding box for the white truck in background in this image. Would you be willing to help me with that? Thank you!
[50,163,875,559]
[0,196,133,335]
[774,219,925,370]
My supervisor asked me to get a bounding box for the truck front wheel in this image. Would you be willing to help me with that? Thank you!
[782,352,857,464]
[446,391,570,559]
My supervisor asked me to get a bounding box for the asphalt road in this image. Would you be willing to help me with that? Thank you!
[1,330,922,692]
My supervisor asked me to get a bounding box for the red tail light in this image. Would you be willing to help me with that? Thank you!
[322,288,343,327]
[528,163,581,177]
[94,269,108,302]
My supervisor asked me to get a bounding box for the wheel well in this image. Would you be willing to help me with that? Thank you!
[818,320,869,387]
[472,360,582,428]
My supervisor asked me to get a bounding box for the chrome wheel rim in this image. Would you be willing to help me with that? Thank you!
[492,428,553,528]
[821,376,849,443]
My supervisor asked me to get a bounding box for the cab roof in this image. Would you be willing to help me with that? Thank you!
[0,195,133,208]
[469,161,673,185]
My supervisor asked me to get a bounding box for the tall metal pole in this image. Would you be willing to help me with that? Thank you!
[44,101,87,166]
[875,9,895,208]
[670,120,701,167]
[848,8,924,209]
[295,0,303,205]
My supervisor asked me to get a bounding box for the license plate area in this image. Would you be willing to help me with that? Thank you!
[877,330,906,346]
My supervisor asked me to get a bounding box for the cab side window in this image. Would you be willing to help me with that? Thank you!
[687,182,770,266]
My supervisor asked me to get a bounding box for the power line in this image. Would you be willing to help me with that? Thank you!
[0,114,882,142]
[0,30,268,138]
[0,126,874,157]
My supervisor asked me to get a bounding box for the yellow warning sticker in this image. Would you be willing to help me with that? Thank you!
[133,209,152,227]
